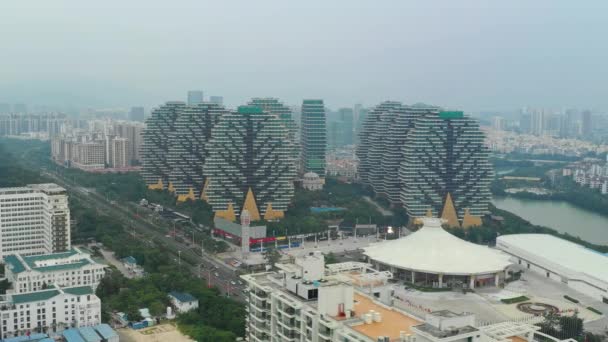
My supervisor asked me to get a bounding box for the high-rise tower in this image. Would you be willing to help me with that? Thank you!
[300,99,327,176]
[141,101,185,189]
[203,106,296,221]
[399,111,493,221]
[167,103,226,201]
[187,90,204,105]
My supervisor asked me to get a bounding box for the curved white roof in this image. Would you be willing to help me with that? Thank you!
[497,234,608,285]
[363,218,512,275]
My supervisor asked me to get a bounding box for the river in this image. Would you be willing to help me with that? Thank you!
[492,196,608,245]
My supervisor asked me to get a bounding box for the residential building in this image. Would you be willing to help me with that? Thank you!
[3,248,106,294]
[338,107,354,146]
[168,291,199,313]
[358,104,492,222]
[0,184,71,259]
[300,99,327,176]
[248,98,299,168]
[72,142,105,171]
[209,96,224,105]
[110,137,130,168]
[399,111,493,221]
[141,102,185,189]
[0,284,101,339]
[113,121,144,164]
[167,103,226,201]
[187,90,204,105]
[356,101,402,186]
[203,106,296,221]
[581,110,592,137]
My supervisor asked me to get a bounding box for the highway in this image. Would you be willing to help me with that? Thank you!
[42,170,248,302]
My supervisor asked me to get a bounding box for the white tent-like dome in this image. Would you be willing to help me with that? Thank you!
[363,218,512,277]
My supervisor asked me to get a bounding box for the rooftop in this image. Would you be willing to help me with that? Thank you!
[363,218,512,275]
[63,286,94,296]
[12,289,60,304]
[497,234,608,284]
[413,322,478,338]
[62,329,86,342]
[10,285,94,304]
[4,248,96,274]
[122,256,137,265]
[93,324,118,339]
[77,326,102,342]
[169,291,197,303]
[350,293,422,341]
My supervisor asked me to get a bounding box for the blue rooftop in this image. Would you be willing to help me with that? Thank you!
[169,291,197,303]
[122,256,137,265]
[93,324,118,339]
[78,326,102,342]
[62,329,86,342]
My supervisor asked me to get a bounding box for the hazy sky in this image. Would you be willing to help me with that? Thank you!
[1,1,607,112]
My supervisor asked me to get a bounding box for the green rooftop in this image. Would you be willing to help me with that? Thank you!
[4,255,26,274]
[12,290,60,304]
[4,249,92,274]
[23,249,79,265]
[237,106,264,114]
[63,286,94,296]
[439,111,464,119]
[35,259,92,273]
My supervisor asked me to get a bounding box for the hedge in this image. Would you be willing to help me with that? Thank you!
[587,307,602,315]
[564,295,579,303]
[501,296,530,304]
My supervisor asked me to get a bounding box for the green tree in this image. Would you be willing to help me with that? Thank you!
[262,245,281,268]
[324,252,338,265]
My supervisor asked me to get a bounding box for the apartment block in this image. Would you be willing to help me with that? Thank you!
[242,253,542,342]
[3,247,106,294]
[0,284,101,338]
[0,184,71,259]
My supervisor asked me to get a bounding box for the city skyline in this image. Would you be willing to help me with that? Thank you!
[2,1,607,112]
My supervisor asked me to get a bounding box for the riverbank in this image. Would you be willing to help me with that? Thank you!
[486,202,608,252]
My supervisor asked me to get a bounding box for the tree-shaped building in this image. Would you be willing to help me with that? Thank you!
[203,106,296,221]
[166,103,227,202]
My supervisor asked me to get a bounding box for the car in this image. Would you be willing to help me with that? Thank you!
[237,280,244,285]
[230,280,237,286]
[214,272,219,277]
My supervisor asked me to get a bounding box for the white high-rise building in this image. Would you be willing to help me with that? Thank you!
[110,137,131,168]
[0,184,71,259]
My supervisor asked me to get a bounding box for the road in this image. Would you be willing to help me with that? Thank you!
[42,170,248,301]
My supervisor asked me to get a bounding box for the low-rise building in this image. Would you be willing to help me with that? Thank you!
[301,172,324,191]
[169,291,199,313]
[0,285,101,338]
[121,256,144,278]
[497,234,608,303]
[4,248,106,294]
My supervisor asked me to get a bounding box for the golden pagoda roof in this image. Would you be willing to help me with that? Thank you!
[440,193,460,228]
[243,187,261,221]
